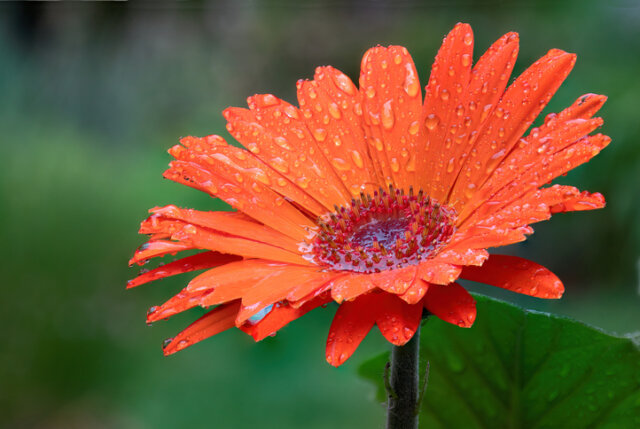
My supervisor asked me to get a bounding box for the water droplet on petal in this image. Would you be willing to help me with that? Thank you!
[381,100,395,130]
[425,114,439,131]
[461,53,471,67]
[351,150,364,168]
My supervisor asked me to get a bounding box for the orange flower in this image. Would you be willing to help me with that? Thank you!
[129,23,608,366]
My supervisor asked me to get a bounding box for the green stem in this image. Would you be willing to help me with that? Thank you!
[386,324,421,429]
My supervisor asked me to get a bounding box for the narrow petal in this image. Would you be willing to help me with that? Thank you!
[163,301,241,356]
[326,294,377,367]
[423,282,476,327]
[423,29,520,202]
[420,23,475,199]
[224,95,352,210]
[236,268,336,325]
[459,94,606,221]
[167,144,316,242]
[240,293,331,341]
[127,251,241,289]
[140,216,308,265]
[460,254,564,298]
[149,205,300,252]
[191,260,295,304]
[179,135,326,217]
[398,261,462,304]
[462,134,610,227]
[375,294,423,345]
[330,273,375,303]
[129,240,194,265]
[450,49,576,208]
[359,45,424,188]
[297,67,379,196]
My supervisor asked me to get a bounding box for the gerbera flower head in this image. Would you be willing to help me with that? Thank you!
[129,23,609,367]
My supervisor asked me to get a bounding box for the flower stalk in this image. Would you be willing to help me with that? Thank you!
[386,323,421,429]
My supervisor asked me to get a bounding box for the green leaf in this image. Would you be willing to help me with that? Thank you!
[359,294,640,428]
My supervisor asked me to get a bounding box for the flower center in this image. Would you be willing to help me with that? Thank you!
[307,186,457,273]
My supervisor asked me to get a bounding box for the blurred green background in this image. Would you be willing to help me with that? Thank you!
[1,1,639,428]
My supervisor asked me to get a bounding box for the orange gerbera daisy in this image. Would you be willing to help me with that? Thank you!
[129,23,608,367]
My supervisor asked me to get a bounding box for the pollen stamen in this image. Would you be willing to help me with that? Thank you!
[307,187,457,273]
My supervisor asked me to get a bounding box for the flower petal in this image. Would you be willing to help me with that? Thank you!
[140,216,308,265]
[326,294,377,367]
[127,251,241,289]
[297,67,379,196]
[149,205,300,253]
[163,301,241,356]
[423,29,520,202]
[375,294,423,346]
[460,254,564,298]
[240,293,332,341]
[224,95,352,209]
[179,135,327,217]
[459,94,606,221]
[423,282,476,327]
[236,268,337,325]
[359,45,424,188]
[450,48,576,208]
[129,240,194,265]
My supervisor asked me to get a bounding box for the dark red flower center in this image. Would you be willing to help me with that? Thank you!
[307,186,456,273]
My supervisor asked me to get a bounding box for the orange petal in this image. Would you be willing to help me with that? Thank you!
[375,294,423,346]
[166,147,315,242]
[423,282,476,327]
[423,30,520,202]
[397,261,462,304]
[189,260,292,303]
[127,251,241,289]
[163,301,241,356]
[460,254,564,298]
[462,133,610,227]
[459,94,606,221]
[330,273,375,303]
[129,240,193,265]
[141,216,308,265]
[450,49,576,209]
[179,135,326,217]
[149,205,300,253]
[420,23,475,199]
[240,293,331,341]
[467,184,605,232]
[236,268,336,325]
[147,288,211,323]
[359,45,424,188]
[224,95,351,210]
[297,67,379,196]
[450,225,532,250]
[326,294,377,367]
[369,264,418,295]
[433,246,489,266]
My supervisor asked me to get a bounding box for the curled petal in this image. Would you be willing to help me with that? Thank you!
[423,282,476,327]
[326,294,377,367]
[163,301,241,356]
[460,254,564,298]
[128,251,241,289]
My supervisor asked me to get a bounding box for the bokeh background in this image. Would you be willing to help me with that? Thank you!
[2,1,639,428]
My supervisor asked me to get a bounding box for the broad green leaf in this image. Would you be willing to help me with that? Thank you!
[360,294,640,428]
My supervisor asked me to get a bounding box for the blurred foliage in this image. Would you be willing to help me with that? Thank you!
[1,1,638,428]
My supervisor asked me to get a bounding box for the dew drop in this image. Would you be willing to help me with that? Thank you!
[381,100,395,130]
[425,114,440,131]
[408,120,420,135]
[365,86,376,98]
[461,53,471,67]
[351,150,364,168]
